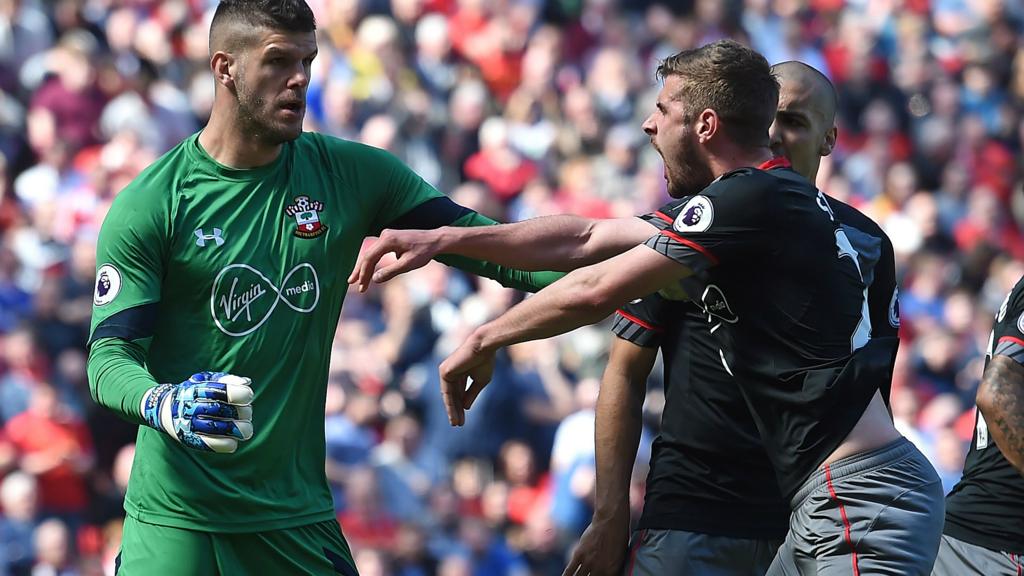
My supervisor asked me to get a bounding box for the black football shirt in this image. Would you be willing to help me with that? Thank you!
[614,178,898,534]
[640,160,900,499]
[944,274,1024,554]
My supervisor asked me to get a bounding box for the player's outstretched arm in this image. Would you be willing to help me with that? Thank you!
[977,355,1024,476]
[565,338,655,576]
[348,215,657,292]
[439,245,691,426]
[89,338,254,454]
[351,145,654,293]
[375,207,567,294]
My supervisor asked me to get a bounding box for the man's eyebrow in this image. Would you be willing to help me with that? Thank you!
[776,109,810,121]
[264,45,315,57]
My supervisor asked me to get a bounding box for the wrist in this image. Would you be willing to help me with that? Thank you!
[591,500,630,525]
[470,325,500,355]
[435,226,457,254]
[141,383,174,431]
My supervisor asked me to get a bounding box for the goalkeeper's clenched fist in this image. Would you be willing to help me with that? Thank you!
[140,372,254,453]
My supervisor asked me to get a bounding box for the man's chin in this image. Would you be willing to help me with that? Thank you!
[264,123,303,145]
[667,179,697,199]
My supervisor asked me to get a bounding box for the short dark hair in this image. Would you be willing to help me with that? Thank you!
[656,40,779,147]
[210,0,317,53]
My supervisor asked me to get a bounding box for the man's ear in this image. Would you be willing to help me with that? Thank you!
[695,108,718,144]
[820,125,837,157]
[211,52,236,91]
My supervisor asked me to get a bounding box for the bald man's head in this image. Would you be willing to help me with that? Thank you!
[772,61,838,127]
[209,0,316,56]
[768,61,839,183]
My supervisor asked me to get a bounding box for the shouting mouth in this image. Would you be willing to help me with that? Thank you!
[279,101,304,118]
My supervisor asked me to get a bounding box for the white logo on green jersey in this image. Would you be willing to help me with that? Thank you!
[211,263,320,336]
[195,228,225,247]
[94,264,122,306]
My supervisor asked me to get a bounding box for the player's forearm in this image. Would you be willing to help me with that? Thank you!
[435,215,653,272]
[470,266,622,354]
[977,355,1024,476]
[471,247,689,353]
[436,253,566,292]
[592,344,653,522]
[433,210,566,292]
[87,337,159,426]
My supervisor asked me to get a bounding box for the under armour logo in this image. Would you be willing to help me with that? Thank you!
[195,228,225,248]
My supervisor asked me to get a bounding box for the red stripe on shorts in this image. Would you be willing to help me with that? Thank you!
[627,529,647,576]
[825,464,860,576]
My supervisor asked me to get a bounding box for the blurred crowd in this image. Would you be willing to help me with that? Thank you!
[0,0,1023,574]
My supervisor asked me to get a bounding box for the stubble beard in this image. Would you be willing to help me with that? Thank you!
[667,135,715,198]
[235,80,301,146]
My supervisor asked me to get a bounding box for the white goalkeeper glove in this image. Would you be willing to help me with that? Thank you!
[141,372,254,453]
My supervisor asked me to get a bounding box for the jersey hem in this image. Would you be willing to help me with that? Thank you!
[124,501,337,533]
[943,520,1024,556]
[637,512,788,540]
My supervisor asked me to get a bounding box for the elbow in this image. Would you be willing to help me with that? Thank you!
[976,378,998,422]
[565,268,621,318]
[559,218,600,270]
[85,349,101,405]
[575,220,597,260]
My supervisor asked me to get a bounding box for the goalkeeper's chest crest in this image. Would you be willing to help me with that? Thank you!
[177,193,338,339]
[285,195,328,239]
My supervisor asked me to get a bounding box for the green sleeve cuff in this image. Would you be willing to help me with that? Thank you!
[436,212,566,293]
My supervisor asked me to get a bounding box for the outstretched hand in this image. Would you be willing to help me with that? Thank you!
[563,517,631,576]
[347,229,443,292]
[438,335,496,427]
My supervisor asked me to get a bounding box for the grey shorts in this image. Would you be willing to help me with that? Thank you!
[932,533,1024,576]
[767,438,944,576]
[625,528,783,576]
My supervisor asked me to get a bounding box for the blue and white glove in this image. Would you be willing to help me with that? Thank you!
[140,372,254,454]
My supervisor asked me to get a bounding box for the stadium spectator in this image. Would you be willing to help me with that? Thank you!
[4,382,94,525]
[0,471,38,575]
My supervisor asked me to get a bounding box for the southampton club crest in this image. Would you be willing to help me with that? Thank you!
[285,195,329,239]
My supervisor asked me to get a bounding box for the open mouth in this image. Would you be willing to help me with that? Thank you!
[280,102,304,113]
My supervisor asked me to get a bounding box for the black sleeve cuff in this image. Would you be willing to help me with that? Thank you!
[88,303,158,346]
[385,196,473,231]
[612,310,663,348]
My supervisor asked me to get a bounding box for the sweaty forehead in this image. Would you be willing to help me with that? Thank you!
[778,79,828,123]
[256,31,318,55]
[659,74,686,98]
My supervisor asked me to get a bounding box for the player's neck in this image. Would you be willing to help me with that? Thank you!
[199,109,283,169]
[707,144,774,178]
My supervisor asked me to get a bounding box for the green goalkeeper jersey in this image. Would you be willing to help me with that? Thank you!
[89,132,505,532]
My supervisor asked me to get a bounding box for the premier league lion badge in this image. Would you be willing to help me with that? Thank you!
[93,264,122,306]
[673,195,714,233]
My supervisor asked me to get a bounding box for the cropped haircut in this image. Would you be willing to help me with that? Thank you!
[657,40,779,147]
[210,0,317,54]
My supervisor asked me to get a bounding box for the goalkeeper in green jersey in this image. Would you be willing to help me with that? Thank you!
[86,1,559,573]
